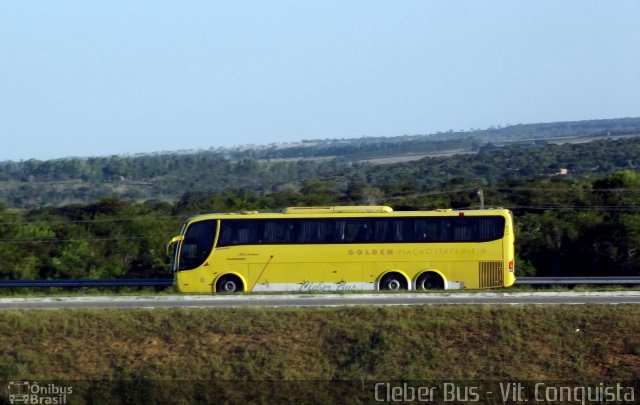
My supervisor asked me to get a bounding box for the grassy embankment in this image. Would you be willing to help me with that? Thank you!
[0,306,638,403]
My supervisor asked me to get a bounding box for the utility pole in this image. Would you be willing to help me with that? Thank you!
[477,188,484,209]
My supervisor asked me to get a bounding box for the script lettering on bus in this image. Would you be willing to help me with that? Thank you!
[336,281,358,292]
[299,281,358,292]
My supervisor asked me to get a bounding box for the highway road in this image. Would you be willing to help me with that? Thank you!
[1,291,640,310]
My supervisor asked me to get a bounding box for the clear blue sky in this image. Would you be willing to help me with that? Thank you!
[1,1,639,161]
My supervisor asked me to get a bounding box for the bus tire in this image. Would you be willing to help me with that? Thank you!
[216,274,244,293]
[379,272,408,291]
[417,272,445,290]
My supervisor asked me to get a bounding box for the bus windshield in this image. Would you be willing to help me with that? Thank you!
[178,220,217,271]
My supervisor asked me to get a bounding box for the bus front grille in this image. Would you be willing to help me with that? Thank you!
[479,261,504,288]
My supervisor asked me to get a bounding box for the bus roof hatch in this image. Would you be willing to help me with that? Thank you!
[282,206,393,214]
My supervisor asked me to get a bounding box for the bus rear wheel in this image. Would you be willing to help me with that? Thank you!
[417,272,445,290]
[216,275,243,293]
[379,273,408,291]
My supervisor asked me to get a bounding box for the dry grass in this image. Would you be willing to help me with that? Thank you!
[0,306,638,403]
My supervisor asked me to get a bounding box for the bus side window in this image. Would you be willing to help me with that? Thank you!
[217,220,257,246]
[477,217,504,240]
[354,221,372,242]
[283,222,296,243]
[452,218,476,241]
[281,222,295,243]
[340,220,372,243]
[373,220,390,242]
[297,220,332,243]
[233,221,257,244]
[261,221,277,243]
[415,219,427,241]
[218,222,233,246]
[415,219,439,241]
[438,219,452,241]
[335,221,346,242]
[392,220,402,241]
[393,220,413,241]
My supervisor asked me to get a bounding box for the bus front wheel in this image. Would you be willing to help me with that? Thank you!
[216,275,244,293]
[379,273,408,291]
[417,272,445,290]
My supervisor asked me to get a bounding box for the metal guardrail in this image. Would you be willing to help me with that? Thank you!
[516,277,640,285]
[0,279,174,288]
[0,277,638,289]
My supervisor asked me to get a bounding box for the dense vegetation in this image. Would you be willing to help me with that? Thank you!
[0,136,637,208]
[0,169,639,281]
[1,306,638,402]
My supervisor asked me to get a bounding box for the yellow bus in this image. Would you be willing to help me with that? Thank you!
[167,206,515,293]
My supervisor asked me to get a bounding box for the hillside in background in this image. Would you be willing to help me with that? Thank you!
[0,116,639,208]
[223,116,640,161]
[0,138,638,208]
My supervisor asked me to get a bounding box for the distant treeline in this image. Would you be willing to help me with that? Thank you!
[0,135,639,208]
[220,116,640,159]
[224,137,481,160]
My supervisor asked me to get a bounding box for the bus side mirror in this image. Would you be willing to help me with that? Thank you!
[166,236,184,255]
